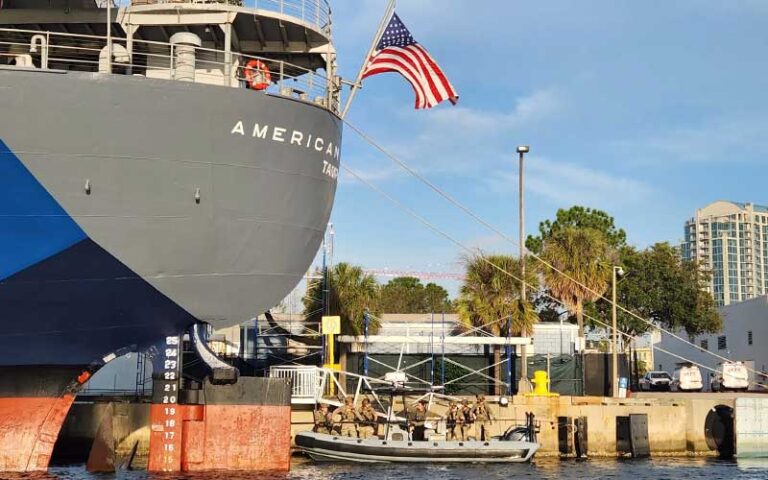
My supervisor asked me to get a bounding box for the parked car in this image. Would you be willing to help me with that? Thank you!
[671,364,703,392]
[640,371,672,391]
[711,362,749,392]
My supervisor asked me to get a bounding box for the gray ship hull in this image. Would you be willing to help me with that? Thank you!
[0,67,341,367]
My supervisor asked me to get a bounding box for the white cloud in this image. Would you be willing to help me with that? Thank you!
[338,165,403,184]
[412,88,562,133]
[613,118,768,164]
[350,88,565,175]
[340,88,567,199]
[487,156,655,208]
[465,233,506,251]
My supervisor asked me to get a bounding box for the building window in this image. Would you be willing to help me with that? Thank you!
[718,336,727,351]
[748,331,753,345]
[701,339,709,350]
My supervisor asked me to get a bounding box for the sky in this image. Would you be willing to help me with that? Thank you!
[315,1,768,297]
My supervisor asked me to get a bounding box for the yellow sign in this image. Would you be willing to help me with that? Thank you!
[322,315,341,335]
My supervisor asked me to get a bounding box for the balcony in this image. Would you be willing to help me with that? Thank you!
[119,0,332,35]
[0,27,341,112]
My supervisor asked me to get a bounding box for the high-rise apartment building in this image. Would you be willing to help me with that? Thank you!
[682,201,768,306]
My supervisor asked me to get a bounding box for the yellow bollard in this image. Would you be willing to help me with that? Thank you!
[525,370,559,397]
[532,371,549,395]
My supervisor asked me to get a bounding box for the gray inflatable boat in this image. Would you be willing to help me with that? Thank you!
[295,421,540,463]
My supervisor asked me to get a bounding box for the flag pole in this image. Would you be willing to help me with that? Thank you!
[340,0,396,119]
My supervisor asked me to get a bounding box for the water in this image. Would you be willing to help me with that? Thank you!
[7,458,768,480]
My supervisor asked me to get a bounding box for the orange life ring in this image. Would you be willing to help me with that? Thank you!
[244,59,271,90]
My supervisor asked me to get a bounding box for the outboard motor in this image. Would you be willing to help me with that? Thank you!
[501,412,537,443]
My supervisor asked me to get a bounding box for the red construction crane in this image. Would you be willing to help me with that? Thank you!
[364,269,465,281]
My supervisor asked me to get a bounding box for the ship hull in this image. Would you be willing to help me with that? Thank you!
[0,67,341,367]
[0,67,341,471]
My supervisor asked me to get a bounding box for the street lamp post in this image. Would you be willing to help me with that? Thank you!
[612,265,625,397]
[517,145,530,394]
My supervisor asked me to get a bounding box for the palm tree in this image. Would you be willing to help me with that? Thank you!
[303,262,381,336]
[541,227,614,338]
[456,254,539,395]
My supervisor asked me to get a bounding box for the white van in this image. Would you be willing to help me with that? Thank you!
[671,364,703,392]
[711,361,749,392]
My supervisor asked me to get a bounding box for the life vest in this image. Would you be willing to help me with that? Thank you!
[244,59,271,90]
[462,406,475,424]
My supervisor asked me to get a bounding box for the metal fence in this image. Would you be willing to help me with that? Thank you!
[0,27,339,112]
[269,365,324,403]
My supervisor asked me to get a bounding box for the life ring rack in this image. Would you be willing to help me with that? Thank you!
[244,59,272,90]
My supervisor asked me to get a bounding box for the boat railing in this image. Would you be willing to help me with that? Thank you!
[0,27,340,113]
[101,0,332,34]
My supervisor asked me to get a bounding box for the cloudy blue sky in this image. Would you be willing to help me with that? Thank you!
[322,1,768,295]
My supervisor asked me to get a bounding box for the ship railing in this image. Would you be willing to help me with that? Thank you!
[0,27,340,113]
[98,0,332,35]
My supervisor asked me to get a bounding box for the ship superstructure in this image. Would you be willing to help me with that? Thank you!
[0,0,343,472]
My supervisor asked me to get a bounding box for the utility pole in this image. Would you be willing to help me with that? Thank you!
[106,0,112,73]
[612,266,624,397]
[517,145,530,394]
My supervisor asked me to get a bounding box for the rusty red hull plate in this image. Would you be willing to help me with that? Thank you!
[148,404,291,472]
[0,395,75,472]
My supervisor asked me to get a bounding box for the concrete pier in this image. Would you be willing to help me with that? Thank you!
[290,393,768,458]
[50,391,768,467]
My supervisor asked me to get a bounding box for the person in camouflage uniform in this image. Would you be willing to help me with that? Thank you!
[472,394,494,441]
[408,400,429,441]
[333,396,361,437]
[313,403,332,434]
[357,397,378,439]
[460,398,476,441]
[445,401,461,440]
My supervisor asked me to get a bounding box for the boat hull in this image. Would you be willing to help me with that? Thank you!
[295,432,539,463]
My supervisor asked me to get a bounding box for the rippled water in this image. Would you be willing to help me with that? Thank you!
[8,457,768,480]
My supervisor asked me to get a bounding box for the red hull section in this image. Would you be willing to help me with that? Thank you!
[148,404,291,472]
[0,395,76,472]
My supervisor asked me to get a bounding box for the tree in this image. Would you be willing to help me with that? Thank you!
[378,277,454,314]
[303,262,381,336]
[541,227,615,338]
[594,243,722,339]
[456,254,539,394]
[526,206,627,255]
[424,282,453,313]
[379,276,426,313]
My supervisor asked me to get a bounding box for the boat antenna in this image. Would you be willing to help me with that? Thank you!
[396,341,405,372]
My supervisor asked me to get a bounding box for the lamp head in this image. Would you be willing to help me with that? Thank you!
[616,266,626,277]
[516,145,530,154]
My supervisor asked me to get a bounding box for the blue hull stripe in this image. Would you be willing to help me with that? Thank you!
[0,140,87,280]
[0,238,197,366]
[0,140,197,366]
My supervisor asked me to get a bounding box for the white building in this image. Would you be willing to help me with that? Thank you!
[681,201,768,306]
[654,295,768,389]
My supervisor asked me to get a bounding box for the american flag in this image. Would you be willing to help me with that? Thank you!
[362,13,459,110]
